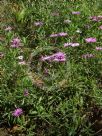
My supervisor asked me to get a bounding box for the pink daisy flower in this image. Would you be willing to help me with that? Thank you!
[64,42,80,47]
[11,37,21,48]
[34,21,43,26]
[43,68,49,75]
[82,54,94,59]
[49,33,59,38]
[90,16,102,22]
[58,32,68,37]
[41,52,66,62]
[72,11,80,15]
[50,32,67,38]
[96,47,102,50]
[18,61,26,65]
[85,37,96,43]
[24,89,29,96]
[52,52,66,62]
[12,108,23,117]
[41,55,53,61]
[99,25,102,30]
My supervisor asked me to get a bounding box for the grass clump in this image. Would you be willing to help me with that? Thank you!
[0,0,102,135]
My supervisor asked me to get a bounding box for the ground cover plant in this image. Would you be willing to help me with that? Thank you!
[0,0,102,135]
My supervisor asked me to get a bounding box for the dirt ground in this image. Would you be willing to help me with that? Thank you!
[0,128,26,136]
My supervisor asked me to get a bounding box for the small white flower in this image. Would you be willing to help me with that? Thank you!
[76,29,81,33]
[64,19,71,24]
[17,55,23,60]
[71,43,80,47]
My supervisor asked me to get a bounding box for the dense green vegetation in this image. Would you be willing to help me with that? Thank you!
[0,0,102,135]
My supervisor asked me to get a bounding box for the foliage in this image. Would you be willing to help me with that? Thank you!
[0,0,102,135]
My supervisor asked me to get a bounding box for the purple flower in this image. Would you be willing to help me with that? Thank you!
[90,16,102,22]
[98,15,102,18]
[52,52,66,62]
[49,33,59,38]
[34,21,43,26]
[58,32,68,37]
[90,16,98,21]
[99,25,102,30]
[12,108,23,117]
[85,37,96,43]
[24,89,29,96]
[41,55,53,61]
[5,26,12,31]
[72,11,80,15]
[64,43,72,47]
[41,52,66,62]
[50,32,67,38]
[64,42,80,47]
[11,37,21,48]
[18,61,26,65]
[82,54,94,59]
[43,68,49,75]
[96,47,102,51]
